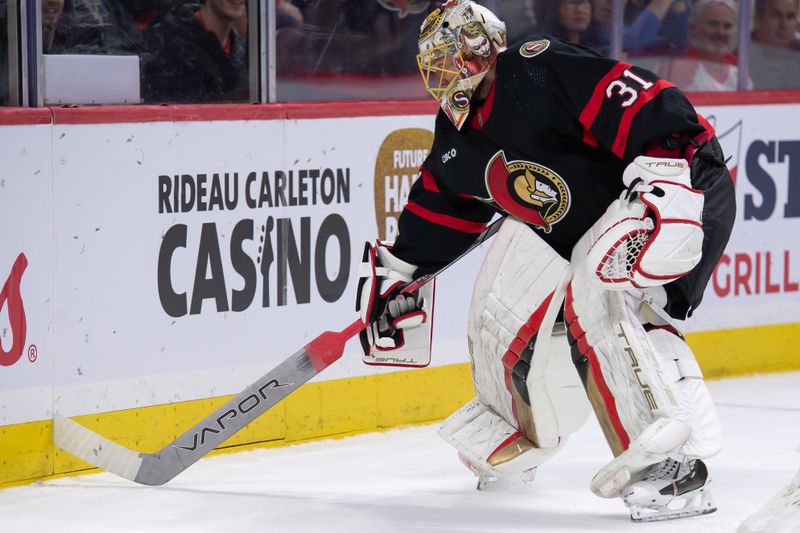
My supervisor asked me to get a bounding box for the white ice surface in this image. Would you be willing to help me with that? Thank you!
[1,372,799,533]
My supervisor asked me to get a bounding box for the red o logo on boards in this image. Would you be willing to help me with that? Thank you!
[0,253,28,367]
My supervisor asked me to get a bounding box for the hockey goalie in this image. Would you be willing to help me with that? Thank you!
[355,0,736,523]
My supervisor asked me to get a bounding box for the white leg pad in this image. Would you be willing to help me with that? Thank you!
[569,234,722,497]
[567,274,683,449]
[527,323,591,447]
[466,217,589,451]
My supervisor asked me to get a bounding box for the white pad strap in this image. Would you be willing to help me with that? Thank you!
[673,356,703,380]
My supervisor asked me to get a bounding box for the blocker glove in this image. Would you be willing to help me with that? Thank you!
[355,240,433,367]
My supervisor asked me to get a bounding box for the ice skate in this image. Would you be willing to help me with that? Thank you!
[476,467,537,492]
[738,465,800,533]
[622,458,717,522]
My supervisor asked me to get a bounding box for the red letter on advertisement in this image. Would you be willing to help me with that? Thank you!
[734,253,752,296]
[713,254,731,297]
[0,253,28,367]
[765,251,781,294]
[785,251,799,292]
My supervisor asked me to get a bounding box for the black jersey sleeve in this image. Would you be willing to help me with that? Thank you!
[391,165,496,277]
[528,38,714,161]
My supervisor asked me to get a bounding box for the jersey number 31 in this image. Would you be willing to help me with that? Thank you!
[605,70,654,108]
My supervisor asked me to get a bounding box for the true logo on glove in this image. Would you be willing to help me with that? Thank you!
[643,160,686,169]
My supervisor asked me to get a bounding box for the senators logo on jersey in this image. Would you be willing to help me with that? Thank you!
[484,151,570,233]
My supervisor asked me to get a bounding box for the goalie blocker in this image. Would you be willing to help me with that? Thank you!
[355,240,435,367]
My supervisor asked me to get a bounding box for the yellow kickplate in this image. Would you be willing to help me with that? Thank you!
[2,327,798,490]
[3,363,474,488]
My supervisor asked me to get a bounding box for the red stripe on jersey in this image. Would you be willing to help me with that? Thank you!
[420,167,440,192]
[682,112,717,164]
[644,139,681,159]
[583,129,599,148]
[405,200,487,233]
[697,113,716,139]
[579,62,631,145]
[565,284,631,450]
[611,79,675,159]
[470,78,498,131]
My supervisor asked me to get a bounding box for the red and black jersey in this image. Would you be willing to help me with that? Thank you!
[392,36,715,275]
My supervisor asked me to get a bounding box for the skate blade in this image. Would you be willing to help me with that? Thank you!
[477,469,537,492]
[630,489,717,522]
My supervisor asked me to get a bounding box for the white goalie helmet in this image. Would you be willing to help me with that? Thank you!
[417,0,507,130]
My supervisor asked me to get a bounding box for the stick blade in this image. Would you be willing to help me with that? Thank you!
[54,416,145,483]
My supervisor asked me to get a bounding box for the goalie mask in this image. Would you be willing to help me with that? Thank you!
[417,0,506,130]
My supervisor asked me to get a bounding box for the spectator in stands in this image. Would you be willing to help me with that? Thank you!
[142,0,248,103]
[275,0,439,98]
[54,0,145,54]
[42,0,66,52]
[656,0,752,91]
[753,0,800,47]
[277,0,303,29]
[273,0,306,76]
[311,0,429,76]
[494,0,538,45]
[121,0,176,33]
[549,0,593,44]
[749,0,800,88]
[43,0,173,54]
[585,0,689,56]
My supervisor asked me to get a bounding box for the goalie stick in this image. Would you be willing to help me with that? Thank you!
[55,216,505,486]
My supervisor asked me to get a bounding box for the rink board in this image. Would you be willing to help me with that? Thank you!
[1,95,800,486]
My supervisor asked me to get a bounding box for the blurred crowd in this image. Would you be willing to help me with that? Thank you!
[1,0,800,106]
